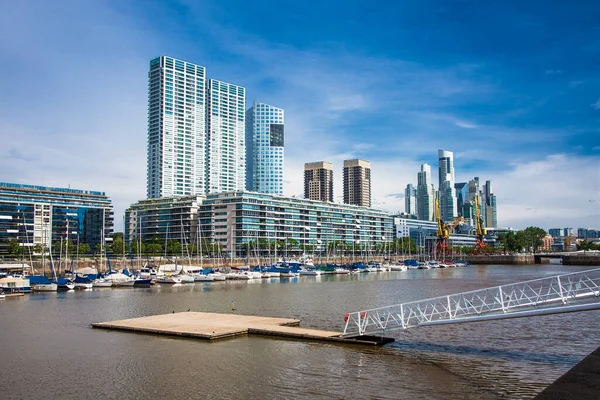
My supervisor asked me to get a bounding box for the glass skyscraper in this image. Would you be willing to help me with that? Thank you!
[207,79,246,194]
[147,56,206,199]
[245,101,284,195]
[417,163,435,221]
[404,183,417,216]
[438,149,457,222]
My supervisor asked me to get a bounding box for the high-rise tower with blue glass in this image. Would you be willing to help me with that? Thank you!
[245,101,284,195]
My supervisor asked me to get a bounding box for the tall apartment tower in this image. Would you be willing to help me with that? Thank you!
[245,101,284,195]
[417,163,435,221]
[438,149,457,222]
[304,161,333,202]
[207,79,246,193]
[147,56,207,198]
[343,159,371,207]
[404,183,417,215]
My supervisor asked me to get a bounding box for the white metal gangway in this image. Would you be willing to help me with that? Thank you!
[342,267,600,337]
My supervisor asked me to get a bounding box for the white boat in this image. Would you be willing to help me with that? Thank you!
[209,272,226,281]
[74,282,93,290]
[0,292,5,299]
[334,268,350,274]
[115,278,135,287]
[299,269,322,276]
[389,264,408,272]
[279,271,298,278]
[32,283,58,292]
[157,276,182,284]
[366,267,378,273]
[194,274,215,282]
[178,274,195,284]
[93,279,113,287]
[454,261,468,268]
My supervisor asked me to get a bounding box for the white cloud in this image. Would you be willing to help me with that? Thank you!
[455,120,477,129]
[544,69,563,75]
[592,98,600,110]
[488,154,600,229]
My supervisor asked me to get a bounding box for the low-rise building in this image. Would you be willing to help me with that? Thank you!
[0,182,113,254]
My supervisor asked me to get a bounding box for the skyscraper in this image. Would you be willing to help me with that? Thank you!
[438,149,457,222]
[245,101,284,195]
[404,183,417,215]
[147,56,207,198]
[343,159,371,207]
[482,180,497,228]
[417,163,435,221]
[304,161,333,202]
[207,79,246,193]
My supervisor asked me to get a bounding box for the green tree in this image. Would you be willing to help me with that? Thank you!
[111,235,125,255]
[146,243,162,256]
[8,240,22,256]
[166,240,182,255]
[78,243,91,255]
[522,226,547,253]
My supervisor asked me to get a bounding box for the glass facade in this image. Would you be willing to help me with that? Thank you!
[147,56,207,199]
[245,102,284,195]
[0,182,113,254]
[207,79,246,194]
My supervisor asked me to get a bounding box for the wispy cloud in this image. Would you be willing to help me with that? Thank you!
[544,69,563,75]
[455,120,477,129]
[592,98,600,110]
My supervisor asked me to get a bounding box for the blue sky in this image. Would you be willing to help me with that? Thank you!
[0,0,598,230]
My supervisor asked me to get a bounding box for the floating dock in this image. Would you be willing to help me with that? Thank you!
[92,312,394,346]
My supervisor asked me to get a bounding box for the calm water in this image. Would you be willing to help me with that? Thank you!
[1,264,599,399]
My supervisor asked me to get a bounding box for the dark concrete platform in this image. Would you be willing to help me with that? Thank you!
[533,346,600,399]
[92,312,394,346]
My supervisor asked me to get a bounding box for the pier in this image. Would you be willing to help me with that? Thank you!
[92,312,394,346]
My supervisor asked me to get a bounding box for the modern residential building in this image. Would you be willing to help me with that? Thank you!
[549,228,562,238]
[304,161,334,202]
[438,149,457,222]
[404,184,417,216]
[0,182,113,254]
[124,195,203,246]
[147,56,207,199]
[343,159,371,207]
[199,191,392,254]
[245,101,284,195]
[416,163,435,221]
[126,191,393,254]
[207,79,246,193]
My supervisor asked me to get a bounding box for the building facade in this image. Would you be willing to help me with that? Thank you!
[147,56,207,199]
[199,191,392,254]
[438,149,457,222]
[0,182,113,254]
[417,163,435,221]
[343,159,371,207]
[482,180,497,228]
[207,79,246,194]
[304,161,334,202]
[404,183,417,216]
[245,101,284,195]
[124,195,203,247]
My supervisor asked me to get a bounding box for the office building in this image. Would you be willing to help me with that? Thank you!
[438,149,457,222]
[417,164,435,221]
[343,159,371,207]
[0,182,113,254]
[404,184,417,216]
[207,79,246,193]
[482,180,497,228]
[147,56,207,199]
[549,228,562,238]
[304,161,334,202]
[245,101,284,195]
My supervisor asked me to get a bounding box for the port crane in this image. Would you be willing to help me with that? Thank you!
[434,198,464,258]
[472,195,488,254]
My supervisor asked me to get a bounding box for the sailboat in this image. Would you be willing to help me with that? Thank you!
[30,220,58,292]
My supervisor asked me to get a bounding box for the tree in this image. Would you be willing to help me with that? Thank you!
[166,240,182,255]
[78,243,91,255]
[8,240,22,256]
[522,226,547,253]
[111,235,125,255]
[146,243,162,256]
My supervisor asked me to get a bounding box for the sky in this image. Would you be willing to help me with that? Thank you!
[0,0,599,231]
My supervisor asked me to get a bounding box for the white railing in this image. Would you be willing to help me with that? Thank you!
[342,268,600,337]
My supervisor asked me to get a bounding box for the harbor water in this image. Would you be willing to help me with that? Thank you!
[1,264,599,399]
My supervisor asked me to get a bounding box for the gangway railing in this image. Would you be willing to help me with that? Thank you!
[342,268,600,337]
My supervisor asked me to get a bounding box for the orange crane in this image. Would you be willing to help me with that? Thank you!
[472,195,488,254]
[434,198,464,258]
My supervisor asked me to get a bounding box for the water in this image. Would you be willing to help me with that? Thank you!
[1,264,599,399]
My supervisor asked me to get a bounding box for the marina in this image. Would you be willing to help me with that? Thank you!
[1,263,600,399]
